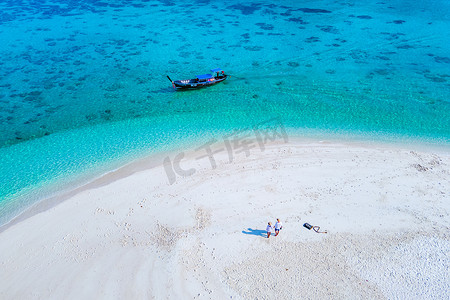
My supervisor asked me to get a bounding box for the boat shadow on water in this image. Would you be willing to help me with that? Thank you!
[152,80,230,94]
[150,86,177,94]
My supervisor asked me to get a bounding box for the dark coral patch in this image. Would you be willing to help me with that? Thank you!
[357,15,372,19]
[280,10,292,16]
[374,69,392,75]
[424,74,447,83]
[397,44,415,49]
[227,4,261,15]
[29,91,42,96]
[349,49,369,62]
[244,46,263,51]
[434,56,450,64]
[178,51,191,58]
[380,32,406,41]
[316,25,339,34]
[298,8,331,13]
[287,17,308,24]
[0,12,15,24]
[305,36,320,43]
[255,23,274,30]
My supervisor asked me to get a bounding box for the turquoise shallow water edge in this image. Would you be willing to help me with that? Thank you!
[0,0,449,225]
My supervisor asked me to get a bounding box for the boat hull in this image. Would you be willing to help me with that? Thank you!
[173,76,227,89]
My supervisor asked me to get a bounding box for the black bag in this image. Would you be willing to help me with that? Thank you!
[303,223,313,230]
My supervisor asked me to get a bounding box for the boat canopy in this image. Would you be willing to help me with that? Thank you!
[210,68,223,73]
[196,74,213,79]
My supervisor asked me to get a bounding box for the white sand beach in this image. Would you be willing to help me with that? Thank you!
[0,139,449,299]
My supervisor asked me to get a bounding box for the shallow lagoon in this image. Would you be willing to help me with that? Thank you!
[0,0,449,224]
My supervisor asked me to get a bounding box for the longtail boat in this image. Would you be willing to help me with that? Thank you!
[167,68,227,90]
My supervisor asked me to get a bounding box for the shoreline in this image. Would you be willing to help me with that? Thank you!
[1,132,449,232]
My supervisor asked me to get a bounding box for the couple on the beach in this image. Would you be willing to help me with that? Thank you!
[266,219,282,238]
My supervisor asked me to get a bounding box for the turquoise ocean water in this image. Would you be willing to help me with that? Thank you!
[0,0,449,225]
